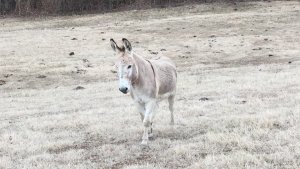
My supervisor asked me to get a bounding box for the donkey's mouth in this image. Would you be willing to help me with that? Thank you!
[120,91,128,94]
[119,87,129,94]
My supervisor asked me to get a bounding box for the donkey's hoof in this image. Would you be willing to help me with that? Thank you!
[141,140,148,145]
[148,133,154,138]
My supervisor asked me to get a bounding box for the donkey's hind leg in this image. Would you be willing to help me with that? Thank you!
[168,95,175,125]
[148,122,153,138]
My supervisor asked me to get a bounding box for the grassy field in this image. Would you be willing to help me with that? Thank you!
[0,1,299,168]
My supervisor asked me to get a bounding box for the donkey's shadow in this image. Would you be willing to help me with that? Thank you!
[150,125,207,141]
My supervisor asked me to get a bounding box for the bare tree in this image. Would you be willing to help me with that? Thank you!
[15,0,31,15]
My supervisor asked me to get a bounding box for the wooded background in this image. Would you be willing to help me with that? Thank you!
[0,0,201,15]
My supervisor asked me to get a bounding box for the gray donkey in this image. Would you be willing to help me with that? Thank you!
[110,38,177,145]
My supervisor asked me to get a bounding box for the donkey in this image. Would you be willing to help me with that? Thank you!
[110,38,177,145]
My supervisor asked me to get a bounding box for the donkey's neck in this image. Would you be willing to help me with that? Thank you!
[132,52,149,70]
[130,52,157,98]
[131,52,148,87]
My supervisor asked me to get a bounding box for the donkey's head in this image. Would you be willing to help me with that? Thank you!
[110,38,138,94]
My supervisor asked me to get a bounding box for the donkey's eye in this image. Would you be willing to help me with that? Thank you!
[127,65,132,69]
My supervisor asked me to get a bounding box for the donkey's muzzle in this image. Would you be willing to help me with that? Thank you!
[119,87,128,94]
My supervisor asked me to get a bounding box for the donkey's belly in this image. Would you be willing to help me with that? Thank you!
[157,91,175,101]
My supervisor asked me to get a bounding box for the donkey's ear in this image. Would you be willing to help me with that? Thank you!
[122,38,132,52]
[110,39,118,52]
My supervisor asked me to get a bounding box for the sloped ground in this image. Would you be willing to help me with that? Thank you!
[0,1,299,168]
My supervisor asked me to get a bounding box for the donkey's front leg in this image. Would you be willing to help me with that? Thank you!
[141,100,157,145]
[135,102,145,122]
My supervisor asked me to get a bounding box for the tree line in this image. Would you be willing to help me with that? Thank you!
[0,0,192,15]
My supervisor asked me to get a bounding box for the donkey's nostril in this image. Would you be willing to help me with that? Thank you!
[119,87,128,94]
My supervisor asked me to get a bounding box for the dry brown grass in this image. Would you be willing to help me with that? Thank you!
[0,1,300,168]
